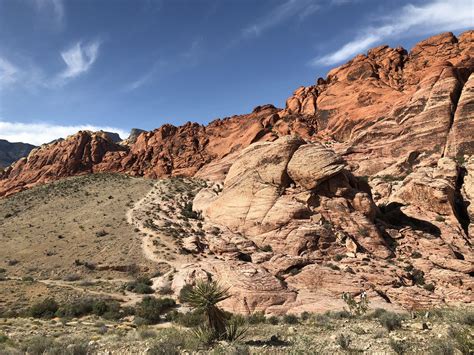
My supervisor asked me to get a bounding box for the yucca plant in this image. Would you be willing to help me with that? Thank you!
[181,280,230,337]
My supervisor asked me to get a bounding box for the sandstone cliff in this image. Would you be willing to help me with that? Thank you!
[0,31,472,197]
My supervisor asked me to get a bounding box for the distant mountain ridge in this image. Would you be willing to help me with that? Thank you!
[0,139,36,168]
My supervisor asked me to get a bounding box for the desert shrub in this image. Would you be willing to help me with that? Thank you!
[95,230,108,237]
[22,276,34,282]
[326,263,340,271]
[56,298,94,318]
[190,325,218,347]
[135,297,176,324]
[21,336,55,355]
[29,298,59,319]
[428,339,455,355]
[63,274,82,282]
[283,314,299,324]
[224,318,248,342]
[179,284,194,303]
[268,316,279,325]
[261,245,273,252]
[447,326,473,354]
[458,311,474,326]
[158,285,173,295]
[180,202,202,220]
[54,298,121,319]
[411,268,425,285]
[300,311,311,321]
[342,292,369,316]
[379,312,403,331]
[138,326,157,339]
[21,336,89,355]
[327,310,352,319]
[366,308,387,319]
[125,277,154,294]
[0,333,9,343]
[336,333,351,350]
[389,339,410,354]
[247,311,266,324]
[435,215,445,222]
[423,283,435,292]
[181,280,230,340]
[166,309,206,328]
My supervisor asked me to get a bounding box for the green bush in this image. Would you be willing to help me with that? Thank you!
[135,297,176,324]
[29,298,59,319]
[179,284,194,303]
[268,316,279,325]
[423,283,435,292]
[167,309,206,328]
[125,277,154,294]
[428,339,455,355]
[283,314,299,324]
[336,333,351,350]
[54,298,122,319]
[379,312,403,331]
[21,336,55,355]
[389,339,410,354]
[247,311,266,324]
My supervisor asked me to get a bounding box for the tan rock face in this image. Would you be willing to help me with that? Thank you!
[287,143,345,190]
[187,138,473,314]
[445,72,474,158]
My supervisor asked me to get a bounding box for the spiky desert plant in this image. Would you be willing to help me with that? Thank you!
[182,280,230,337]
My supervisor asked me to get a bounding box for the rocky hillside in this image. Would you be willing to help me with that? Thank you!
[0,31,472,197]
[181,137,472,313]
[0,139,35,169]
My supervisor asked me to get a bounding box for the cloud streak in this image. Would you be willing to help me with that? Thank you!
[0,58,19,89]
[242,0,319,38]
[123,38,202,92]
[34,0,65,27]
[311,0,473,66]
[0,121,128,146]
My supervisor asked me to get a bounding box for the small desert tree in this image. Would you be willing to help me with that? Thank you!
[181,280,230,337]
[342,291,370,316]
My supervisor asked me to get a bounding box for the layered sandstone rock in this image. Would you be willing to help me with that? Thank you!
[185,138,473,314]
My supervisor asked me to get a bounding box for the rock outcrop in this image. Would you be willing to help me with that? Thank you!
[0,131,126,196]
[182,138,473,314]
[0,31,472,197]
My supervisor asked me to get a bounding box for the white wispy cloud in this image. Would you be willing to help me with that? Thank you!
[123,38,202,92]
[0,121,129,146]
[34,0,65,26]
[0,58,19,88]
[59,41,101,80]
[242,0,319,38]
[123,60,166,92]
[311,0,473,66]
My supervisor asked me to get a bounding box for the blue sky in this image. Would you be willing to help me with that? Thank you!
[0,0,472,145]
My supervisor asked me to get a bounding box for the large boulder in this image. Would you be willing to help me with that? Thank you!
[287,143,345,189]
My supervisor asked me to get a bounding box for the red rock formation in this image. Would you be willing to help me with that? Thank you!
[0,131,126,196]
[0,31,472,196]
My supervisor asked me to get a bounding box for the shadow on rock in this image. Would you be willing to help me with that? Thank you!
[380,202,441,237]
